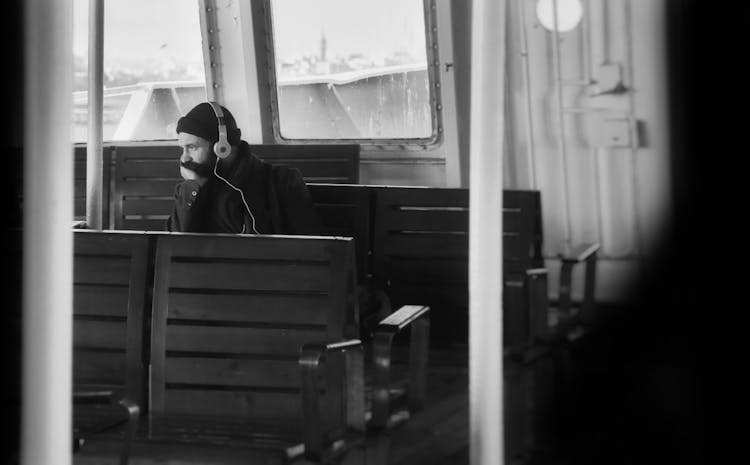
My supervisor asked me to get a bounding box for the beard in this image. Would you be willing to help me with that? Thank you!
[180,159,214,178]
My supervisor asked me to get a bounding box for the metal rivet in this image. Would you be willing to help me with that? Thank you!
[213,83,219,89]
[437,104,443,110]
[206,7,212,12]
[436,82,441,88]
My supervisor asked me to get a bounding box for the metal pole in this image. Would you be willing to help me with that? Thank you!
[551,0,573,252]
[86,0,104,229]
[22,0,74,464]
[518,0,538,189]
[469,0,506,464]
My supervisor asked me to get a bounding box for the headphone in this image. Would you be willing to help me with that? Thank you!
[207,101,232,159]
[206,101,260,234]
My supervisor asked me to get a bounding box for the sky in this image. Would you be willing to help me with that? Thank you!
[73,0,204,67]
[271,0,427,63]
[73,0,428,67]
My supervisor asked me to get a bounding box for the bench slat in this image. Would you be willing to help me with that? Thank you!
[167,261,331,292]
[74,255,132,285]
[122,198,174,216]
[167,293,330,325]
[73,284,130,317]
[164,358,301,388]
[73,350,126,385]
[165,324,328,356]
[165,235,345,262]
[74,320,128,349]
[118,180,180,196]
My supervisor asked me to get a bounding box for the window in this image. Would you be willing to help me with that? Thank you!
[267,0,439,143]
[72,0,206,142]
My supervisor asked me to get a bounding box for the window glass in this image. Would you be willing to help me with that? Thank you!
[269,0,435,141]
[72,0,206,142]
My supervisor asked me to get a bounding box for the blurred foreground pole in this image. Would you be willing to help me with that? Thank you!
[469,0,507,464]
[86,0,104,229]
[22,0,74,464]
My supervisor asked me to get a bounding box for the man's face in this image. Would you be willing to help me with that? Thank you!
[178,132,214,165]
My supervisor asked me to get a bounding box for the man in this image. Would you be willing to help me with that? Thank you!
[167,102,321,235]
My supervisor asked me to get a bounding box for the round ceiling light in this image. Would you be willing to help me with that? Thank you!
[536,0,584,33]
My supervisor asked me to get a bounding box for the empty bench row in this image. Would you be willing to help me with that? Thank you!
[73,229,428,464]
[73,229,554,464]
[310,184,598,348]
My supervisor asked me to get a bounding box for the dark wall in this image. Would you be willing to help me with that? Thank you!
[541,2,742,464]
[3,1,23,463]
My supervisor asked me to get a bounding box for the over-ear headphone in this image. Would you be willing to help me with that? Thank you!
[207,101,231,159]
[206,101,260,234]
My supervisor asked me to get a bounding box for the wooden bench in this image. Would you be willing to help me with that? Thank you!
[72,230,149,464]
[74,233,370,464]
[107,144,359,230]
[370,186,547,348]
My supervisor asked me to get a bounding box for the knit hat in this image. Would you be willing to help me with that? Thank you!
[176,102,242,146]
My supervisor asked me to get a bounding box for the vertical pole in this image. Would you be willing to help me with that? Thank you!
[22,0,73,464]
[86,0,104,229]
[518,0,538,189]
[469,0,506,464]
[551,0,573,252]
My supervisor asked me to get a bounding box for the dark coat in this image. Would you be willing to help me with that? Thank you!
[166,141,321,235]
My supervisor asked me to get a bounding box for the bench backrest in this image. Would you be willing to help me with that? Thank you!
[109,144,359,230]
[308,184,373,283]
[249,144,359,184]
[111,146,180,230]
[72,230,150,405]
[149,233,358,435]
[371,187,543,345]
[74,146,113,224]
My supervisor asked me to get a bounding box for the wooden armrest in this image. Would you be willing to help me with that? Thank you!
[73,387,124,405]
[525,267,548,277]
[557,243,600,318]
[372,305,430,429]
[558,242,600,263]
[299,339,365,462]
[377,305,430,331]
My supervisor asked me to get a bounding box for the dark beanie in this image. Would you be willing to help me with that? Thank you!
[176,102,242,145]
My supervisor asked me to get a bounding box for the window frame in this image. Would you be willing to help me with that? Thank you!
[262,0,444,150]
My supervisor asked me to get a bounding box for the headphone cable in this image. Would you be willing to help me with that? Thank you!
[212,160,260,235]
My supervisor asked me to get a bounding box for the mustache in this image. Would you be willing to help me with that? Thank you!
[180,160,214,178]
